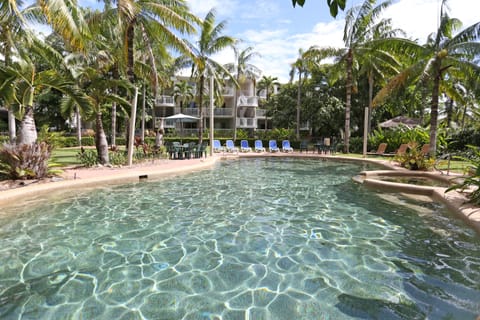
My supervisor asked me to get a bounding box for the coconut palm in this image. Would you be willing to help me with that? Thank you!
[71,67,131,164]
[224,45,260,140]
[0,38,90,145]
[305,0,392,152]
[289,49,309,139]
[374,1,480,156]
[185,9,236,144]
[257,75,280,130]
[0,0,29,143]
[174,80,194,113]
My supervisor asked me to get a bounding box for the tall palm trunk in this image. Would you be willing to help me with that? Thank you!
[18,106,37,145]
[76,105,82,147]
[18,86,36,145]
[95,111,109,165]
[4,29,16,144]
[367,71,374,134]
[296,70,302,140]
[198,74,205,144]
[111,64,119,146]
[429,60,441,157]
[233,76,238,141]
[344,49,353,153]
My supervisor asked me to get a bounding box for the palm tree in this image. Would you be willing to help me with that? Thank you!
[374,1,480,156]
[0,38,90,145]
[186,9,236,144]
[305,0,392,152]
[289,49,309,140]
[257,75,280,130]
[0,0,29,143]
[70,66,131,164]
[174,80,194,113]
[224,45,260,140]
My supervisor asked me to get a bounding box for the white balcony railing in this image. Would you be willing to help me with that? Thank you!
[174,107,199,117]
[213,108,233,117]
[236,118,257,128]
[237,96,258,107]
[155,95,175,106]
[256,109,268,117]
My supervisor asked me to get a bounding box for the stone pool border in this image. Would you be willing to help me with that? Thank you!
[1,152,479,235]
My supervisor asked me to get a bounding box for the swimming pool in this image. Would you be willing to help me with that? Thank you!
[0,158,479,319]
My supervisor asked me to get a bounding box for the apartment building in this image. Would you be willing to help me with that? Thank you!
[153,75,269,137]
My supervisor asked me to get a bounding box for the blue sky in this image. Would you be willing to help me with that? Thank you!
[186,0,479,82]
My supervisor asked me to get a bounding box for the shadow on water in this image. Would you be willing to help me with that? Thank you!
[335,293,425,319]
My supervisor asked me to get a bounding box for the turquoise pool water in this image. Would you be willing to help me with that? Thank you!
[0,158,479,319]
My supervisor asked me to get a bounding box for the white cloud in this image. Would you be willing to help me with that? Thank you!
[383,0,480,43]
[185,0,238,18]
[185,0,480,83]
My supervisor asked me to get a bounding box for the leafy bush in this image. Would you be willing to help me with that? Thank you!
[446,129,480,153]
[37,125,65,149]
[446,145,480,204]
[394,142,434,170]
[368,126,441,154]
[109,150,127,166]
[0,142,60,179]
[77,149,98,167]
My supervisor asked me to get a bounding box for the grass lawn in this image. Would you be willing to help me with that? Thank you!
[51,148,83,167]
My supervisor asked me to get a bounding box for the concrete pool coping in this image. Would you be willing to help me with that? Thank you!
[1,152,479,234]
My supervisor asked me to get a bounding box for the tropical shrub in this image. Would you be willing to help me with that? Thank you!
[394,142,434,170]
[446,145,480,204]
[0,142,60,179]
[446,129,480,153]
[38,125,64,149]
[77,149,98,167]
[368,126,441,154]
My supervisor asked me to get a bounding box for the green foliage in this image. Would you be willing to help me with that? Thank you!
[37,125,64,149]
[235,129,249,140]
[369,126,436,154]
[394,142,435,170]
[446,145,480,204]
[0,142,59,179]
[109,150,127,166]
[348,137,364,153]
[256,128,295,141]
[447,129,480,153]
[76,149,98,167]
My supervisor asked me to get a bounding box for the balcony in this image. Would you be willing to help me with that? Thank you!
[236,118,257,129]
[204,108,233,117]
[174,107,199,117]
[155,95,175,107]
[237,96,258,107]
[256,109,268,118]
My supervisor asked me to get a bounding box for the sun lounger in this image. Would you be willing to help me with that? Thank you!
[269,140,280,152]
[213,140,224,152]
[254,140,266,152]
[225,140,239,153]
[282,140,294,153]
[367,143,387,156]
[240,140,252,152]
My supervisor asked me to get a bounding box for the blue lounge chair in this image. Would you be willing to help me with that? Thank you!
[240,140,252,152]
[282,140,294,153]
[225,140,239,153]
[213,140,224,152]
[269,140,279,152]
[254,140,266,152]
